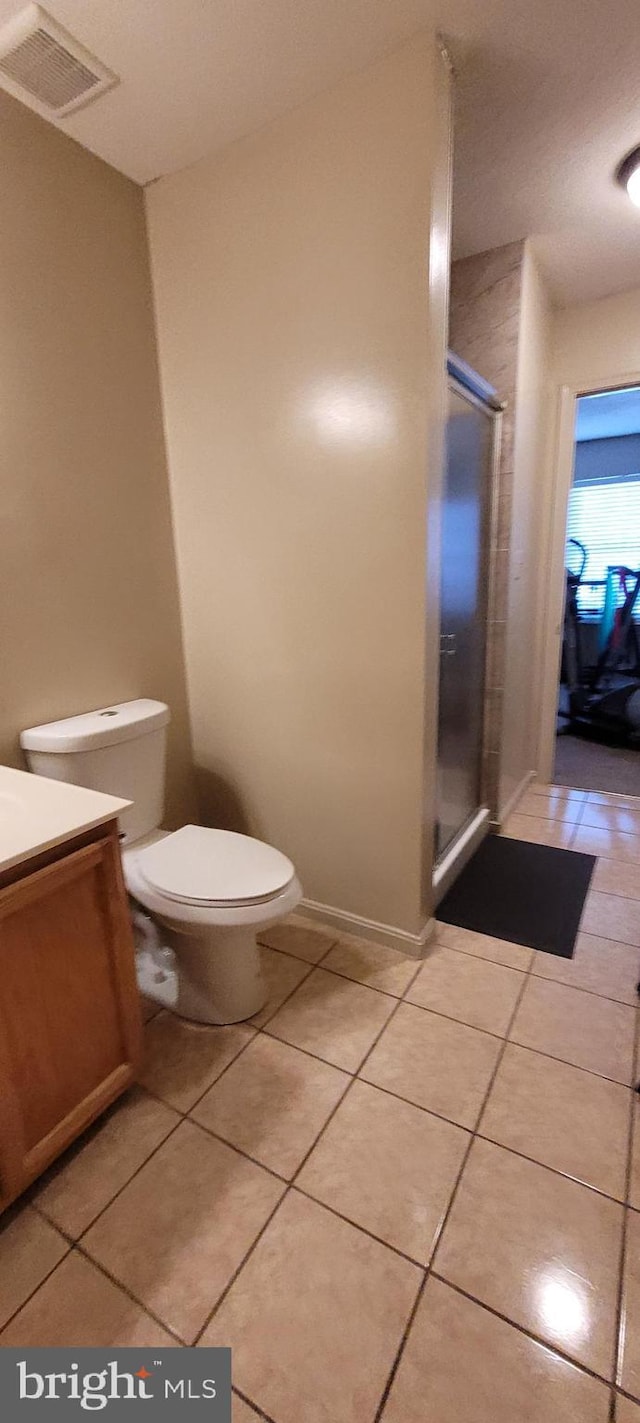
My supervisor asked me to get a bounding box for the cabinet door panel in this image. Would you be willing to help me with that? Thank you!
[0,832,141,1190]
[0,1020,24,1206]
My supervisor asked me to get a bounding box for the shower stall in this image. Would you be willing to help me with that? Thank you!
[433,353,503,900]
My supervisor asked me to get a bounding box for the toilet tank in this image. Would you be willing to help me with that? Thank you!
[20,699,171,844]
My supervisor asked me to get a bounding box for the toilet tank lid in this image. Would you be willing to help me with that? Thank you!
[20,699,170,754]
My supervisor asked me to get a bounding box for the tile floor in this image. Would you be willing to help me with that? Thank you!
[2,783,640,1421]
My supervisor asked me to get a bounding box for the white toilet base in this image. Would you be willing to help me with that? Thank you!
[152,920,267,1025]
[125,846,302,1027]
[136,946,178,1010]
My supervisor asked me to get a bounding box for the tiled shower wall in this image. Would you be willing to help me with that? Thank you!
[448,240,525,815]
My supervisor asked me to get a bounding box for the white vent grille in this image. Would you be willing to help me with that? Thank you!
[0,5,118,117]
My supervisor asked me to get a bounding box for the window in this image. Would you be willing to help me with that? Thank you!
[565,477,640,618]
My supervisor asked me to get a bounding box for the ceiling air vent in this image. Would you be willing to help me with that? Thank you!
[0,4,118,118]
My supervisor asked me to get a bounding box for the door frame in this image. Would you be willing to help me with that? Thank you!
[432,366,503,901]
[537,367,640,784]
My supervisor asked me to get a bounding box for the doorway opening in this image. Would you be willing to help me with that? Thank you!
[554,384,640,794]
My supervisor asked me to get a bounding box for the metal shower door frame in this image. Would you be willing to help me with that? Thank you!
[433,355,503,901]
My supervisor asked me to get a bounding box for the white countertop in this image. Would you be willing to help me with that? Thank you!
[0,765,131,874]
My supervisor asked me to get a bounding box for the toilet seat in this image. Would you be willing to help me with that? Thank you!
[134,824,295,909]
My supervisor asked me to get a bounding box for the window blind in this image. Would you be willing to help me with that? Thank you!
[566,477,640,618]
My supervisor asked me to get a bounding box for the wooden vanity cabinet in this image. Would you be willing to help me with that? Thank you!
[0,821,141,1211]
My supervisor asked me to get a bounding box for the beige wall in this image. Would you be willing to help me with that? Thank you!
[501,245,553,810]
[553,286,640,389]
[0,94,193,826]
[420,42,453,920]
[147,36,451,942]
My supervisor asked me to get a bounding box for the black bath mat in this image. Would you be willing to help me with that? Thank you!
[437,835,596,958]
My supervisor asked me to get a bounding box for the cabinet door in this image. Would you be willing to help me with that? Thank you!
[0,832,141,1200]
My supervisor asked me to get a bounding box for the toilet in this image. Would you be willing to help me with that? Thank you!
[20,699,302,1024]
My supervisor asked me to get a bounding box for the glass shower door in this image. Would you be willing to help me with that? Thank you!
[436,374,494,860]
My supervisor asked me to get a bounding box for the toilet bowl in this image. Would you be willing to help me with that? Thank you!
[20,699,302,1027]
[123,825,302,1023]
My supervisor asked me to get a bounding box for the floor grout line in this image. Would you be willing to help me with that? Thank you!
[179,1115,291,1185]
[186,1047,640,1213]
[250,963,318,1029]
[33,1109,186,1243]
[15,939,344,1341]
[189,1184,289,1348]
[75,1242,188,1345]
[232,1386,279,1423]
[257,932,341,969]
[471,1131,630,1207]
[425,924,640,973]
[372,941,535,1422]
[88,897,636,1396]
[432,802,639,1417]
[585,888,640,907]
[141,1017,259,1107]
[0,1219,186,1348]
[263,985,636,1087]
[530,786,640,811]
[591,888,640,906]
[526,970,639,1007]
[508,809,586,828]
[158,943,328,1116]
[28,1010,286,1264]
[28,949,640,1300]
[430,934,534,968]
[612,984,640,1413]
[423,962,638,1017]
[6,804,640,1414]
[574,829,640,859]
[0,1230,75,1340]
[311,958,425,1002]
[506,1028,635,1089]
[366,994,516,1043]
[159,1048,635,1217]
[430,962,534,1265]
[428,1272,618,1395]
[189,973,416,1351]
[426,942,528,978]
[504,793,640,863]
[290,1183,426,1269]
[20,982,637,1366]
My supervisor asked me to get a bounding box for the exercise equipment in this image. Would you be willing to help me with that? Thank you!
[560,538,640,741]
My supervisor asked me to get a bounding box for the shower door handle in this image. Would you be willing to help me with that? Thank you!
[440,633,456,657]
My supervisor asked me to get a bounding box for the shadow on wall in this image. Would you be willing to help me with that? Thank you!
[195,767,252,835]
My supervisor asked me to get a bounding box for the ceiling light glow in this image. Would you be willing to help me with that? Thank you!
[627,164,640,208]
[617,146,640,208]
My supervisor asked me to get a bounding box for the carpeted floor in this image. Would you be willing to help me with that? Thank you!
[554,732,640,794]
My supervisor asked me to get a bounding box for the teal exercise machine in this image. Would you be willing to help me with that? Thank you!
[561,538,640,741]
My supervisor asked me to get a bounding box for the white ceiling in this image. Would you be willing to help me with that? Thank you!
[450,1,640,307]
[1,0,640,307]
[576,388,640,442]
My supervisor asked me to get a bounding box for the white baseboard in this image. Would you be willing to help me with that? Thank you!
[299,898,435,959]
[496,769,535,826]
